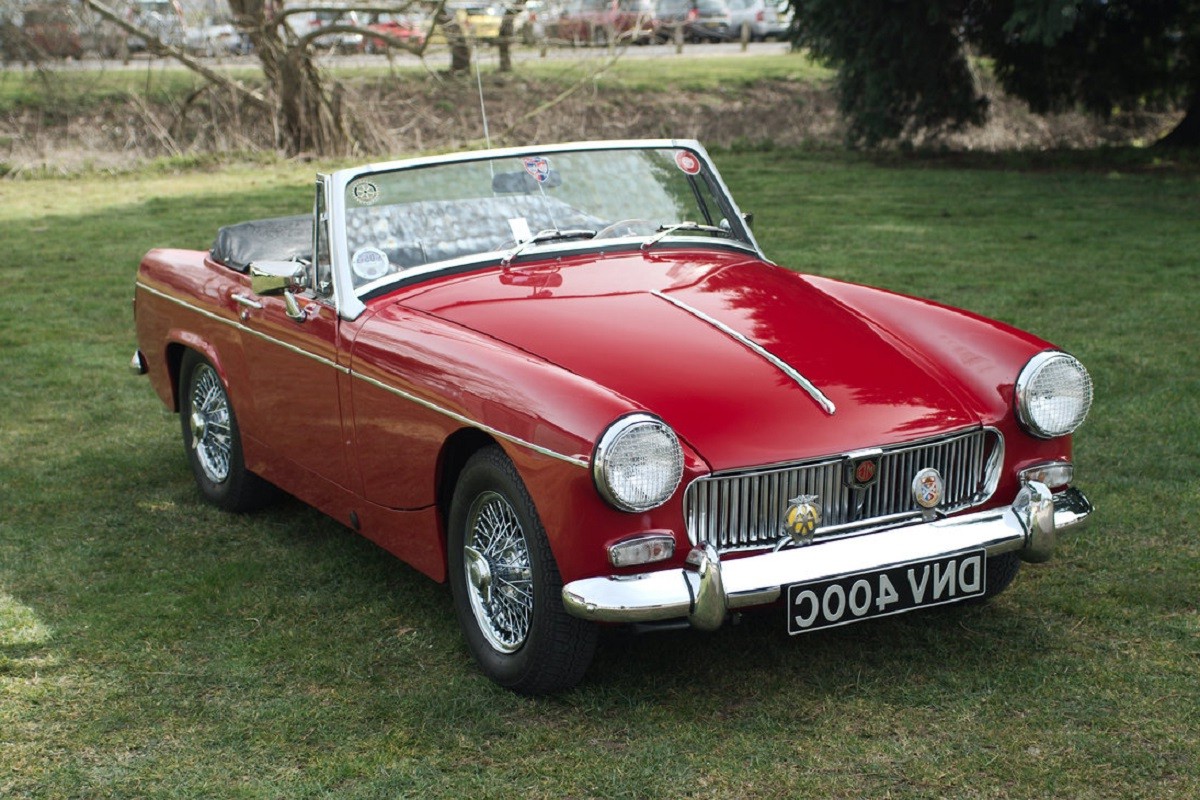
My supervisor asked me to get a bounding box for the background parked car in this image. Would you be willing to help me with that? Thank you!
[555,0,656,46]
[726,0,785,41]
[515,0,549,45]
[285,8,363,53]
[184,17,247,56]
[651,0,692,43]
[362,12,426,53]
[451,3,504,43]
[687,0,733,41]
[126,0,186,52]
[29,4,85,57]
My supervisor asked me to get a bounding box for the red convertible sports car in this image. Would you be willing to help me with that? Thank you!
[132,140,1094,694]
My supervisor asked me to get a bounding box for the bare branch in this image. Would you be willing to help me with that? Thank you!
[498,46,628,139]
[80,0,267,108]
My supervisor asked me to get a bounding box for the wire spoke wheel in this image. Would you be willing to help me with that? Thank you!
[179,350,275,513]
[448,446,598,694]
[463,491,534,653]
[189,363,233,484]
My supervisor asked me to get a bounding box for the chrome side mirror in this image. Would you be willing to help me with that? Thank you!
[249,260,309,322]
[249,260,308,294]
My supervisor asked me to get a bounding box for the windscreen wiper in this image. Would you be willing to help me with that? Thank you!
[501,229,597,266]
[641,221,730,251]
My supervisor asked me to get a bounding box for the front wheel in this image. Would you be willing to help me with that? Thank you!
[448,446,597,694]
[967,551,1021,605]
[981,551,1021,600]
[179,350,275,512]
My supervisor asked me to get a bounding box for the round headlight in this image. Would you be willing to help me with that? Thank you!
[1015,351,1093,439]
[593,414,684,512]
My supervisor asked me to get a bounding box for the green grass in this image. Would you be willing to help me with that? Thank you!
[475,50,831,90]
[2,151,1198,798]
[0,63,262,114]
[0,51,827,116]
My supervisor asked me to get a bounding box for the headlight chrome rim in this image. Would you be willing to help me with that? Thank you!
[593,413,685,513]
[1015,351,1093,439]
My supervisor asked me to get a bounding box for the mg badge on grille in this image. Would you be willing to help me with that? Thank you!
[784,494,822,545]
[844,455,880,489]
[912,468,945,509]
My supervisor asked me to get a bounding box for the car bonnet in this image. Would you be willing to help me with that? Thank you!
[397,250,990,472]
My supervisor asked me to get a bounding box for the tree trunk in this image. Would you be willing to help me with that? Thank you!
[1157,87,1200,148]
[226,0,387,156]
[498,14,516,73]
[436,7,473,73]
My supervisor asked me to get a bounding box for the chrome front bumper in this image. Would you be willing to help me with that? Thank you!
[562,482,1092,630]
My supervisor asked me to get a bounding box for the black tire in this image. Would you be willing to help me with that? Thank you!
[978,551,1021,602]
[448,445,597,694]
[179,350,275,512]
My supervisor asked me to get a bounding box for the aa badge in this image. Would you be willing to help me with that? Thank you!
[784,494,822,545]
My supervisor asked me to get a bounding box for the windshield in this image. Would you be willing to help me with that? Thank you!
[340,146,748,290]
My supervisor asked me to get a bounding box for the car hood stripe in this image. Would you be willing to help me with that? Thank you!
[651,289,836,416]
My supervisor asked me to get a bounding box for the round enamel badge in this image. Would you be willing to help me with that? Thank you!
[784,494,821,544]
[912,468,945,509]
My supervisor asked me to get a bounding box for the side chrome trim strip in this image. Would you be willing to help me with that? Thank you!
[354,373,589,468]
[135,281,588,469]
[137,282,348,374]
[651,289,836,415]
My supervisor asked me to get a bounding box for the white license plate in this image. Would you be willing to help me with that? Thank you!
[786,550,987,635]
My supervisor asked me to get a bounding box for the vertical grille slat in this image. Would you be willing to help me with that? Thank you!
[685,429,999,552]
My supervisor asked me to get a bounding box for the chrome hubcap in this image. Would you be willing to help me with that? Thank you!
[189,364,232,484]
[463,491,533,653]
[190,409,207,442]
[464,546,493,604]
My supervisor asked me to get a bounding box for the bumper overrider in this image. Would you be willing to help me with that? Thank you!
[562,482,1092,630]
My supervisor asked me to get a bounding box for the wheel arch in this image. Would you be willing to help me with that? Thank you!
[164,341,187,411]
[165,336,231,412]
[435,427,501,555]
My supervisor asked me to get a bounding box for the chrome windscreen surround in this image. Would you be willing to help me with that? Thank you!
[684,428,1003,553]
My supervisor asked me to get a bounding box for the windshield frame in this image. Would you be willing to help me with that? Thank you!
[326,139,764,321]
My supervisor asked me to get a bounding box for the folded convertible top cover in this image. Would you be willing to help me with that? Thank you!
[211,215,312,273]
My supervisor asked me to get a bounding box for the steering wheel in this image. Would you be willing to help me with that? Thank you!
[593,219,660,240]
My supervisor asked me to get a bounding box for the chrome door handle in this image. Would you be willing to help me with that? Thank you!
[232,293,263,310]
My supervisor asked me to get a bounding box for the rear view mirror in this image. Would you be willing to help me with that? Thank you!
[492,170,563,193]
[249,260,308,295]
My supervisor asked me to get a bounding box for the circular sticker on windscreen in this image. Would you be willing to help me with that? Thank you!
[351,247,390,281]
[674,150,702,175]
[351,180,379,205]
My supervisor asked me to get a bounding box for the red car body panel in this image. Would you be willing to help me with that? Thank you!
[400,250,1050,470]
[135,237,1071,586]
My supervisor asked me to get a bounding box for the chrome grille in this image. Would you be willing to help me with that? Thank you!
[684,428,1001,552]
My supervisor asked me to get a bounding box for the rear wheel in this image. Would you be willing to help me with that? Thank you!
[448,446,597,694]
[179,350,275,512]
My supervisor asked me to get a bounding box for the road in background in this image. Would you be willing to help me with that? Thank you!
[5,39,793,73]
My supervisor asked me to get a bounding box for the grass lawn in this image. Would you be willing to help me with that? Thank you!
[1,149,1197,798]
[0,51,828,115]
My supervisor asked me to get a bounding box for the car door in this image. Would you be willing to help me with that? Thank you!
[234,183,353,492]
